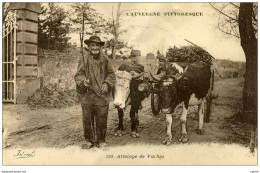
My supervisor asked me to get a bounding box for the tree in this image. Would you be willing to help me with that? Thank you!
[38,5,48,49]
[109,3,132,59]
[110,3,121,59]
[104,39,132,59]
[210,3,257,38]
[70,3,94,49]
[70,3,109,49]
[238,3,257,152]
[210,2,257,152]
[38,3,70,50]
[108,3,163,59]
[69,3,132,58]
[107,3,137,59]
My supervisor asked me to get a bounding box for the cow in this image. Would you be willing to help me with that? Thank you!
[113,63,151,138]
[150,58,214,145]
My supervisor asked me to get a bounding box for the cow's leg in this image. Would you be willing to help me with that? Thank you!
[130,104,140,138]
[162,113,172,145]
[179,102,188,143]
[196,99,205,135]
[115,108,124,137]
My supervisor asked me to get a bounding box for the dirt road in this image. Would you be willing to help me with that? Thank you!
[3,77,253,149]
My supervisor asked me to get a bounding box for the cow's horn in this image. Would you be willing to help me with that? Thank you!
[174,73,182,81]
[131,71,144,79]
[149,69,162,82]
[174,74,182,81]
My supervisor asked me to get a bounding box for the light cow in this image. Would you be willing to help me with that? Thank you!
[113,63,151,138]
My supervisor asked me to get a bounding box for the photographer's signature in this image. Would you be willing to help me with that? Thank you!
[13,150,35,159]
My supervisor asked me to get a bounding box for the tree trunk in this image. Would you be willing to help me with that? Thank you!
[238,3,257,125]
[112,3,121,59]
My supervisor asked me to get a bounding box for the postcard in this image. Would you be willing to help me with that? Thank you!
[2,2,257,168]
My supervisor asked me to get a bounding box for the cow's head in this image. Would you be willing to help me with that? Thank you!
[114,70,144,109]
[150,62,185,114]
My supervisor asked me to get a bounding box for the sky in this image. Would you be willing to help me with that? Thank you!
[59,3,246,62]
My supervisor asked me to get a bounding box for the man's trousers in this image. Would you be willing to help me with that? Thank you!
[81,103,109,143]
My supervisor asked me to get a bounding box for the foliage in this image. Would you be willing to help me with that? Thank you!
[38,3,70,51]
[209,3,257,38]
[69,3,110,48]
[104,39,132,58]
[166,46,214,64]
[107,3,134,59]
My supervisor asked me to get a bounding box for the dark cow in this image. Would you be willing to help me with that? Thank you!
[150,60,213,145]
[113,63,151,138]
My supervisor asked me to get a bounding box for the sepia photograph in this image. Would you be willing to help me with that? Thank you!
[1,2,258,168]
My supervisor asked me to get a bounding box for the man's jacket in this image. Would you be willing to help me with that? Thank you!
[74,48,116,105]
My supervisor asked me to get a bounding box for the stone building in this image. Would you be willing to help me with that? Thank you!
[146,53,157,73]
[130,50,157,78]
[3,3,41,103]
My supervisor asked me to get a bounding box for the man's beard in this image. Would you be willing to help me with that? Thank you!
[90,49,100,55]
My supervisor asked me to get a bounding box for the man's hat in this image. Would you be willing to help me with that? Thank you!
[84,36,105,46]
[130,50,141,57]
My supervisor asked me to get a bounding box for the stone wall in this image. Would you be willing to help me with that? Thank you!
[39,49,81,91]
[38,49,245,95]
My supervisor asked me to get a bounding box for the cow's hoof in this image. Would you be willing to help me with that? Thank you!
[179,135,188,143]
[196,129,205,135]
[162,140,172,146]
[131,131,140,138]
[162,137,172,145]
[135,133,140,138]
[166,141,172,146]
[115,130,123,137]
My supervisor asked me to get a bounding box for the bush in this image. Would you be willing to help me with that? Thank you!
[27,84,79,109]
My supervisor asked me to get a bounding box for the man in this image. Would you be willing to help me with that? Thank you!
[74,36,115,149]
